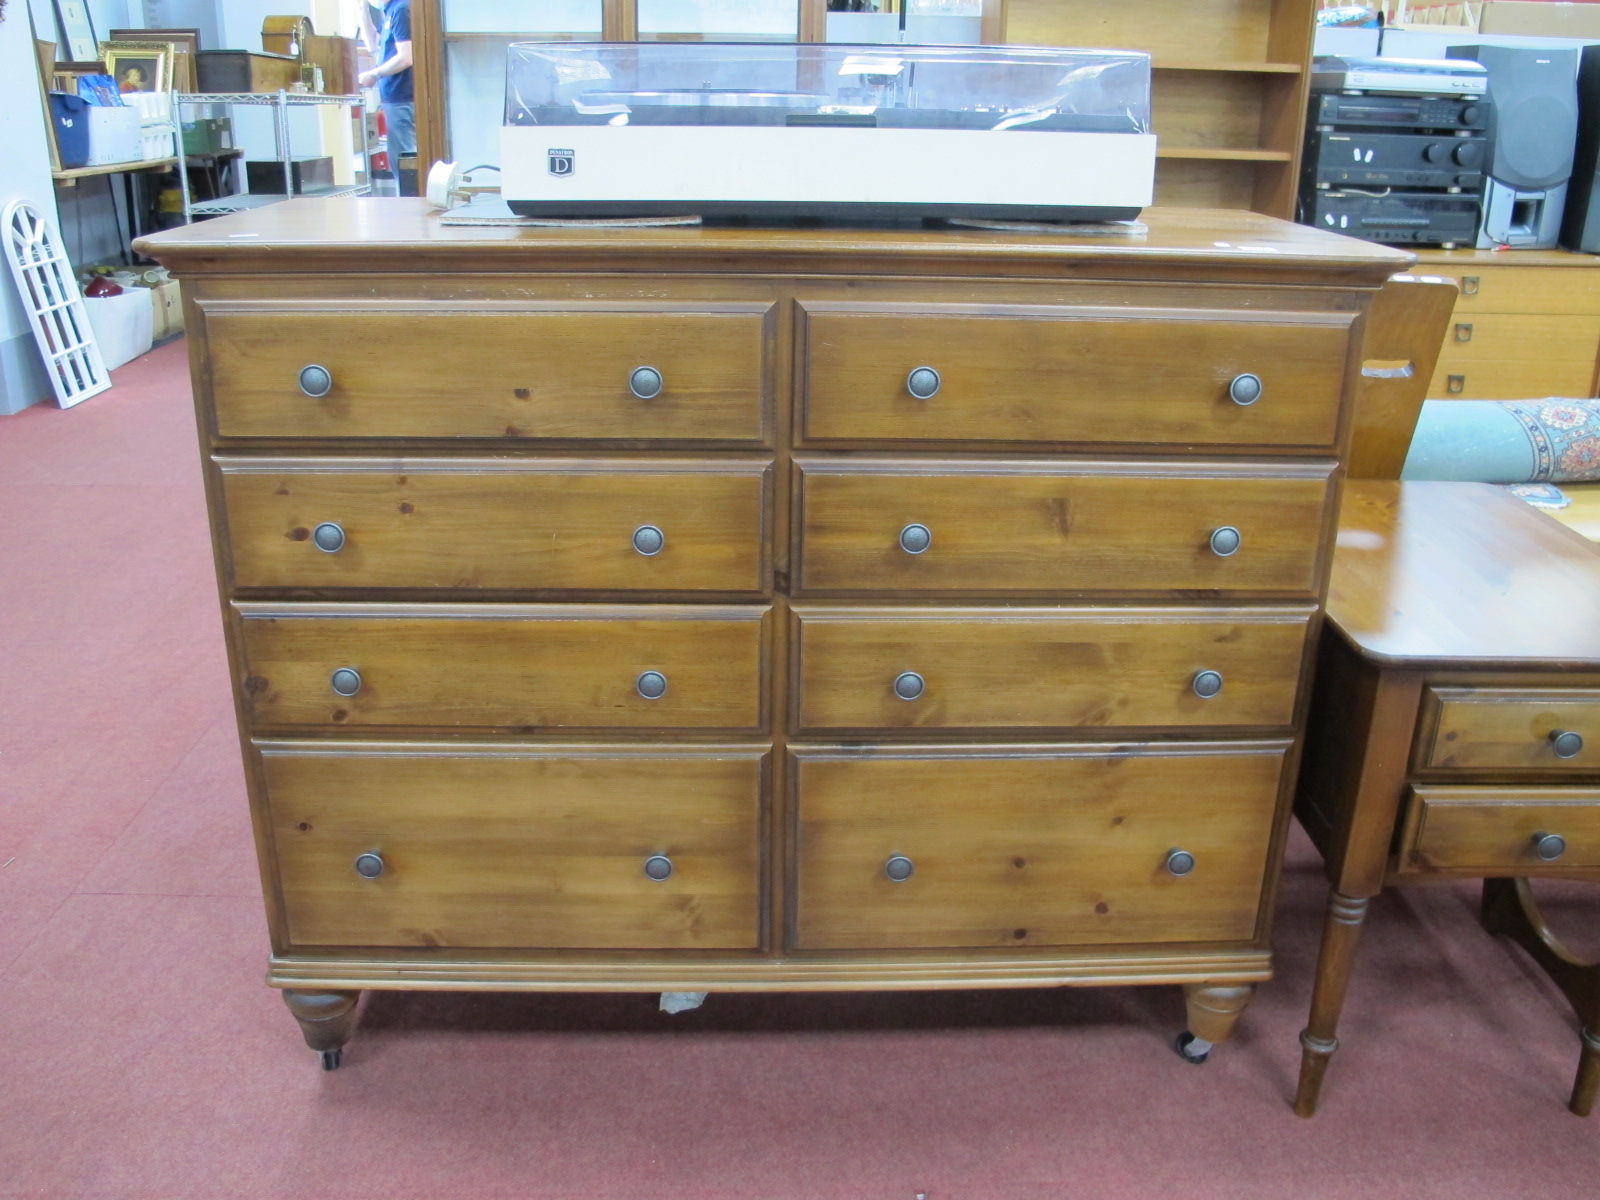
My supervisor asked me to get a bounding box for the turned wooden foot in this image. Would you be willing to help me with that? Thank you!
[1481,877,1600,1117]
[282,989,361,1071]
[1174,982,1256,1064]
[1294,890,1371,1118]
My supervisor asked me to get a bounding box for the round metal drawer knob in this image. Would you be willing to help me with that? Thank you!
[899,523,932,555]
[1192,670,1224,700]
[1209,526,1241,557]
[1166,849,1197,877]
[354,852,384,879]
[629,365,664,399]
[330,667,362,697]
[1551,730,1585,759]
[636,670,668,700]
[893,671,925,701]
[884,854,915,883]
[906,366,941,400]
[1533,832,1568,862]
[298,364,333,398]
[644,854,674,881]
[312,522,346,553]
[632,525,665,556]
[1228,373,1263,406]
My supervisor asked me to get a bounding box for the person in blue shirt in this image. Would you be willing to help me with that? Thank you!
[359,0,416,194]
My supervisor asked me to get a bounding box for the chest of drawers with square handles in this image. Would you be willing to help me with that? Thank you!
[136,199,1409,1072]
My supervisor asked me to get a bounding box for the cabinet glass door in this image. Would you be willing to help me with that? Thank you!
[443,0,606,170]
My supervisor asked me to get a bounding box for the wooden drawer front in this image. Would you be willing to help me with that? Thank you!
[792,607,1311,732]
[1428,358,1595,401]
[205,307,772,442]
[263,742,764,948]
[793,744,1287,950]
[799,304,1351,449]
[238,605,768,731]
[1434,313,1600,365]
[220,459,770,594]
[1431,267,1600,316]
[795,461,1333,596]
[1422,688,1598,772]
[1399,787,1600,875]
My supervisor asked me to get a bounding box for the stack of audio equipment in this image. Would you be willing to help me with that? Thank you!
[1301,56,1491,247]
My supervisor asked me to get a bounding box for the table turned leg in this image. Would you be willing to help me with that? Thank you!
[282,989,361,1071]
[1481,877,1600,1117]
[1174,982,1256,1064]
[1293,890,1370,1117]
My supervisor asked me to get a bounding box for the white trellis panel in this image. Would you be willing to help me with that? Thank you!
[4,200,111,409]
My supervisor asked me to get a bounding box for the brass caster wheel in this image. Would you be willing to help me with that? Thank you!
[1174,1031,1212,1064]
[320,1048,343,1071]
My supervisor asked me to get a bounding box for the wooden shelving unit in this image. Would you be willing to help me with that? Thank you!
[1001,0,1315,217]
[412,0,1317,218]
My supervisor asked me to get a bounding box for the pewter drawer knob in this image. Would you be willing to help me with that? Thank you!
[629,366,664,399]
[1228,373,1262,406]
[1166,849,1196,877]
[298,364,333,398]
[1533,832,1568,862]
[906,366,941,400]
[636,670,668,700]
[312,522,346,553]
[354,852,384,879]
[1209,526,1241,557]
[899,523,932,554]
[644,854,674,881]
[1192,670,1224,699]
[893,671,925,701]
[884,854,914,882]
[1551,730,1585,759]
[330,667,362,697]
[632,525,665,556]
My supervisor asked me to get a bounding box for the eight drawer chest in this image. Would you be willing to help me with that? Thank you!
[136,199,1409,1070]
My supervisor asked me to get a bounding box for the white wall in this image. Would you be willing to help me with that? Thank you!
[2,0,68,413]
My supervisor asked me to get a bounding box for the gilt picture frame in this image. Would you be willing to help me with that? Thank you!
[99,41,173,95]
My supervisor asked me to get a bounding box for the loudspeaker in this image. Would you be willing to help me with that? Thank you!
[1448,44,1580,248]
[1561,44,1600,253]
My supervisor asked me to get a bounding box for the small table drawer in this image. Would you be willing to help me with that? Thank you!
[793,743,1286,950]
[238,604,769,731]
[263,741,765,949]
[206,306,773,443]
[798,303,1352,449]
[220,458,771,594]
[1433,313,1600,364]
[791,606,1312,732]
[1398,786,1600,875]
[1420,687,1597,772]
[794,460,1333,596]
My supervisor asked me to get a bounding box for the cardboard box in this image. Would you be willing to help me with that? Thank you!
[84,106,142,167]
[151,281,184,340]
[1480,2,1600,37]
[84,290,153,371]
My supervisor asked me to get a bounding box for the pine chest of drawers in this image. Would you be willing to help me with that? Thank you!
[136,199,1409,1071]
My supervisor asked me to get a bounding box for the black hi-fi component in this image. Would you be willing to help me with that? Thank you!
[1307,131,1484,189]
[1310,92,1488,132]
[1304,190,1481,244]
[1300,74,1493,248]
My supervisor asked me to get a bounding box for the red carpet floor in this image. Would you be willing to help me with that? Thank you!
[2,337,1599,1198]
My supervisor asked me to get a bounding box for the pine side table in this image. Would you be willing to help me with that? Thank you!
[1294,480,1600,1117]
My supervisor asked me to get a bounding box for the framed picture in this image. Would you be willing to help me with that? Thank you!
[110,27,200,92]
[53,2,98,62]
[99,42,172,95]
